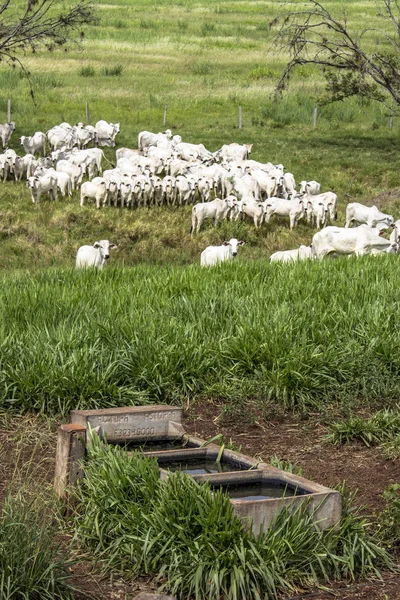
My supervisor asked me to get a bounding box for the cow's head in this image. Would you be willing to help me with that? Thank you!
[93,240,117,260]
[223,238,245,256]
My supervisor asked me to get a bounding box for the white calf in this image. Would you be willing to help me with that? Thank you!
[191,197,234,234]
[76,240,117,269]
[80,179,108,208]
[200,238,245,267]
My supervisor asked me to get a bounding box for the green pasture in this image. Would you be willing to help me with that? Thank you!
[1,258,400,416]
[0,0,399,418]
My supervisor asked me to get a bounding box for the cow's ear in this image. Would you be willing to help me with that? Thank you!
[223,241,230,246]
[238,241,245,246]
[110,244,118,250]
[93,242,101,248]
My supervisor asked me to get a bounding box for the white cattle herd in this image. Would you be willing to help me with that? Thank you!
[0,120,398,266]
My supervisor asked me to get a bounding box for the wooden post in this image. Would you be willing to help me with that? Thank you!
[163,104,167,128]
[54,423,87,511]
[238,106,243,129]
[390,109,394,131]
[85,101,90,125]
[7,99,11,123]
[313,106,318,129]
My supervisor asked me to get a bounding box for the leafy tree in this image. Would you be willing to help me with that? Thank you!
[274,0,400,108]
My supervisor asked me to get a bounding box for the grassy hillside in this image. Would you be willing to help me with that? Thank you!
[0,1,399,270]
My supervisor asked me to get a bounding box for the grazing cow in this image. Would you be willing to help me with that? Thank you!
[27,173,58,202]
[80,179,108,208]
[312,225,398,258]
[200,238,245,267]
[270,245,313,263]
[299,180,321,195]
[264,197,305,230]
[345,203,394,231]
[116,147,140,162]
[20,132,46,157]
[191,197,235,234]
[0,122,15,148]
[76,240,117,269]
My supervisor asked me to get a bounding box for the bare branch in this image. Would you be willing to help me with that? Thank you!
[273,0,400,106]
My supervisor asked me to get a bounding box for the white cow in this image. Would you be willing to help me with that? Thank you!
[34,167,71,197]
[345,203,394,231]
[138,129,172,152]
[56,160,84,190]
[95,120,120,147]
[0,122,15,148]
[80,179,108,208]
[76,240,117,269]
[264,197,305,230]
[200,238,245,267]
[20,132,46,157]
[242,199,265,228]
[174,142,213,162]
[282,172,296,199]
[299,180,321,195]
[312,225,397,258]
[270,245,313,263]
[27,173,58,202]
[190,197,235,234]
[305,197,328,229]
[216,143,253,162]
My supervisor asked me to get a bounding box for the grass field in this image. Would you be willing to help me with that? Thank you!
[1,257,400,416]
[0,1,398,416]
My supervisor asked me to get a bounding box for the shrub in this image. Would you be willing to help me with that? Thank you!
[102,65,123,77]
[327,409,400,454]
[78,65,96,77]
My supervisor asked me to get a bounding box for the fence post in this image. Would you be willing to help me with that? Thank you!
[238,106,243,129]
[390,109,394,131]
[54,423,87,514]
[313,106,318,129]
[163,104,168,128]
[7,99,11,123]
[85,101,90,125]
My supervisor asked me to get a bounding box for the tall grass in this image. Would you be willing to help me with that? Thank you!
[2,257,400,415]
[73,436,394,600]
[0,490,75,600]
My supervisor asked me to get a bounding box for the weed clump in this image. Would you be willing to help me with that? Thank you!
[0,490,75,599]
